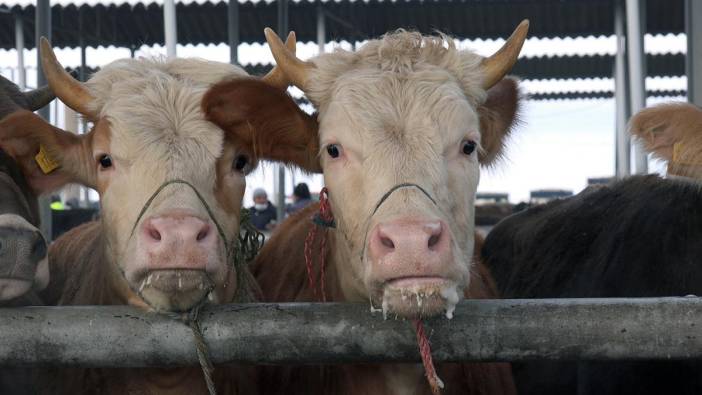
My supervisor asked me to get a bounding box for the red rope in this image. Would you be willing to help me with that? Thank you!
[303,224,319,300]
[414,319,444,395]
[304,187,333,301]
[305,189,442,393]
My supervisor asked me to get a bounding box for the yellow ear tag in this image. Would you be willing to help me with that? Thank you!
[35,145,59,174]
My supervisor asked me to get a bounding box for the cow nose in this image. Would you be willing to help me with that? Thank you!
[140,215,215,270]
[368,219,450,270]
[144,216,212,245]
[0,227,47,281]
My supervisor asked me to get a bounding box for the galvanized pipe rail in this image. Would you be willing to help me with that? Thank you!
[1,297,701,367]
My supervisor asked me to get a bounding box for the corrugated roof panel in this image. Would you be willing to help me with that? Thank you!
[0,0,685,50]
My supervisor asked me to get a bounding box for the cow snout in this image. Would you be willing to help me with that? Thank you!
[368,218,451,277]
[0,226,49,300]
[140,215,215,271]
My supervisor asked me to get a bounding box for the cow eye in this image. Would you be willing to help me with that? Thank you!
[326,144,342,159]
[462,140,477,156]
[98,154,113,169]
[232,154,249,172]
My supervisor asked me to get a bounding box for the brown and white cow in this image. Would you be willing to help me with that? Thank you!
[0,37,302,394]
[204,23,527,394]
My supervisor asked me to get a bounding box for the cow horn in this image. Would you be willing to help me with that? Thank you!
[262,31,298,90]
[264,28,316,91]
[39,37,96,116]
[480,20,529,90]
[23,85,55,111]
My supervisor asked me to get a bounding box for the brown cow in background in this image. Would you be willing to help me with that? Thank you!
[205,22,528,394]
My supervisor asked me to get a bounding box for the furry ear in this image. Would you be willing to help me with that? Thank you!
[629,103,702,162]
[203,78,322,173]
[0,110,86,194]
[477,77,520,166]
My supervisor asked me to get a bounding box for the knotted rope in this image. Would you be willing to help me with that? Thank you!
[129,180,264,395]
[303,187,444,394]
[303,187,334,301]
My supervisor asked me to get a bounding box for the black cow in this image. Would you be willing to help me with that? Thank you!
[0,75,54,394]
[482,102,702,395]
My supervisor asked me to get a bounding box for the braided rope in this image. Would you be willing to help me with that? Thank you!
[414,319,444,395]
[304,187,444,394]
[303,187,334,301]
[303,225,319,300]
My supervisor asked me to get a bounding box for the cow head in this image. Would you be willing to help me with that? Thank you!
[630,103,702,179]
[0,75,54,301]
[0,38,301,312]
[206,25,526,319]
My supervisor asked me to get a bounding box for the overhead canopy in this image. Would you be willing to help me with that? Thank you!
[245,53,685,82]
[0,0,684,50]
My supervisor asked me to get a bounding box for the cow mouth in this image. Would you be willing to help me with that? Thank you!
[378,276,460,319]
[136,269,213,312]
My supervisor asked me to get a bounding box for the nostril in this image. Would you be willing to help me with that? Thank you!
[31,234,47,261]
[428,233,440,249]
[196,225,211,242]
[380,236,395,249]
[149,228,162,242]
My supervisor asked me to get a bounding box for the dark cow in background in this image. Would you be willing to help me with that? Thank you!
[0,75,54,304]
[0,76,54,395]
[0,36,301,394]
[482,102,702,395]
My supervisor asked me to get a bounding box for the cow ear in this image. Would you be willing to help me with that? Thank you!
[477,77,520,166]
[0,110,85,194]
[203,78,322,173]
[629,103,702,162]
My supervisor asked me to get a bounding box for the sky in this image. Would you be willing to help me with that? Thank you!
[0,26,686,206]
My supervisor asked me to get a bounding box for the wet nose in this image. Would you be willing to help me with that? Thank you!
[140,215,215,270]
[368,218,451,272]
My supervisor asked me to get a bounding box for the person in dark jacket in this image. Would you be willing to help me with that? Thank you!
[285,183,313,216]
[249,188,277,231]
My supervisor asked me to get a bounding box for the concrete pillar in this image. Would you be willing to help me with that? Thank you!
[625,0,648,174]
[686,0,702,105]
[164,0,177,58]
[228,0,240,65]
[614,0,631,178]
[36,0,52,239]
[14,14,25,90]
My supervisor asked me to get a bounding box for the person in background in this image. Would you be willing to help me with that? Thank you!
[50,195,65,211]
[285,182,313,216]
[249,188,277,231]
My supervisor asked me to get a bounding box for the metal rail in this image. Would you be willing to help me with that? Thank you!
[1,298,702,367]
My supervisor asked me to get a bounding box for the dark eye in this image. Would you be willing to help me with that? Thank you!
[326,144,341,159]
[98,154,113,169]
[232,154,249,172]
[462,140,477,156]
